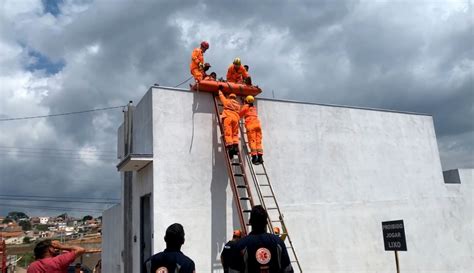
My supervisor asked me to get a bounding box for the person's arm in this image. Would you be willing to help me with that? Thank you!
[239,104,249,118]
[226,66,233,81]
[218,90,228,106]
[51,240,85,258]
[241,66,249,79]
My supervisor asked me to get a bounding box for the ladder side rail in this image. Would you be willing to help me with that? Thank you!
[213,96,248,235]
[239,123,275,232]
[261,163,303,272]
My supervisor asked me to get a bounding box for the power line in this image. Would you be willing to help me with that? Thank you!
[0,203,107,213]
[0,194,120,201]
[0,105,126,122]
[0,146,116,154]
[0,197,118,205]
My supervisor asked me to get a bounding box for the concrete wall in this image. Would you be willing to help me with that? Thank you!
[102,204,123,273]
[114,86,472,273]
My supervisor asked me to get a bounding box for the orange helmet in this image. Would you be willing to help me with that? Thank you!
[201,41,209,49]
[233,230,242,238]
[273,227,281,235]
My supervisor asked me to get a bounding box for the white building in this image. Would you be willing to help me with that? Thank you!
[39,217,49,225]
[103,86,473,273]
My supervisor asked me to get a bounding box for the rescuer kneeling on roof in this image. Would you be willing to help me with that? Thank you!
[218,86,241,159]
[190,41,209,82]
[240,95,264,165]
[227,57,251,85]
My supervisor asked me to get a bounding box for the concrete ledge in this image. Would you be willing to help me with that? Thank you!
[117,154,153,172]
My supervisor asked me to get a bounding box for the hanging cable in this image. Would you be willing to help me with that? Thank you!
[174,76,194,88]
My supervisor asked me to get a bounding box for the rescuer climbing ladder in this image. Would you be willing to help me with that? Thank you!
[240,121,304,272]
[213,95,255,235]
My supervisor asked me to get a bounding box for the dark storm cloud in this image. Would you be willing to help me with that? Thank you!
[0,0,472,216]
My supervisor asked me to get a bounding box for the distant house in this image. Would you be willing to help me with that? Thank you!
[39,217,49,225]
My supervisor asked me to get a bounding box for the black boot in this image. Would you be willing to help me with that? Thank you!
[251,155,258,165]
[227,146,234,159]
[232,144,239,156]
[257,154,264,164]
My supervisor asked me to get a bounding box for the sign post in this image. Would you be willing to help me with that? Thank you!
[382,220,407,273]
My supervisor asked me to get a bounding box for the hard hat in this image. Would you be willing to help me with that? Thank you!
[233,57,241,66]
[245,95,254,104]
[201,41,209,49]
[233,230,242,238]
[273,227,281,235]
[229,93,237,99]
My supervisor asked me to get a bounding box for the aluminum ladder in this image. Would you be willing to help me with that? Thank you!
[213,95,255,235]
[239,121,304,272]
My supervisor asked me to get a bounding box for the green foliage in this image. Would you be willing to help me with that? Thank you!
[7,211,29,221]
[19,220,32,231]
[82,215,93,221]
[35,224,49,231]
[23,236,31,244]
[2,218,13,224]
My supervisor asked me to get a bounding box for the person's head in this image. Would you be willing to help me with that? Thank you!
[249,205,268,232]
[200,41,209,52]
[233,229,242,240]
[203,62,211,72]
[245,95,254,104]
[273,226,281,235]
[210,72,217,80]
[233,57,241,69]
[244,65,249,72]
[228,93,237,100]
[34,239,58,260]
[164,223,185,250]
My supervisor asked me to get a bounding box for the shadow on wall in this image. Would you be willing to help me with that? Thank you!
[210,115,228,272]
[190,91,213,153]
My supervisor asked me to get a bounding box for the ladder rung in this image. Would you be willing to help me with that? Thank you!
[271,220,282,222]
[240,197,250,201]
[256,173,266,175]
[236,185,247,188]
[266,207,278,210]
[243,210,252,213]
[263,195,274,198]
[259,184,270,186]
[231,162,241,166]
[234,174,244,177]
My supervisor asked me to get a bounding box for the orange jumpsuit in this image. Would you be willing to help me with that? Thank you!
[226,65,249,83]
[190,48,204,82]
[218,91,241,146]
[240,104,263,155]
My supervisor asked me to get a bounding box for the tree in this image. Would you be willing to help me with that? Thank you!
[57,213,68,220]
[36,224,48,231]
[2,218,13,224]
[7,211,29,221]
[23,237,31,244]
[19,220,32,231]
[82,215,93,222]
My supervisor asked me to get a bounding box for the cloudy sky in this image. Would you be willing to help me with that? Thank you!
[0,0,472,217]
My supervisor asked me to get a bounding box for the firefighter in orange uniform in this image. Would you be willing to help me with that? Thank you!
[190,41,209,82]
[240,95,263,164]
[218,87,241,159]
[226,58,250,84]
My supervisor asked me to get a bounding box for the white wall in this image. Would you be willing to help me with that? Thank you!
[121,86,472,273]
[102,204,123,273]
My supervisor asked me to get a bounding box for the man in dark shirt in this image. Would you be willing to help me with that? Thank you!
[221,230,242,273]
[232,206,294,273]
[150,223,195,273]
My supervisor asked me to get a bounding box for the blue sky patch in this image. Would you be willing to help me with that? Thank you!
[42,0,64,16]
[27,50,65,75]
